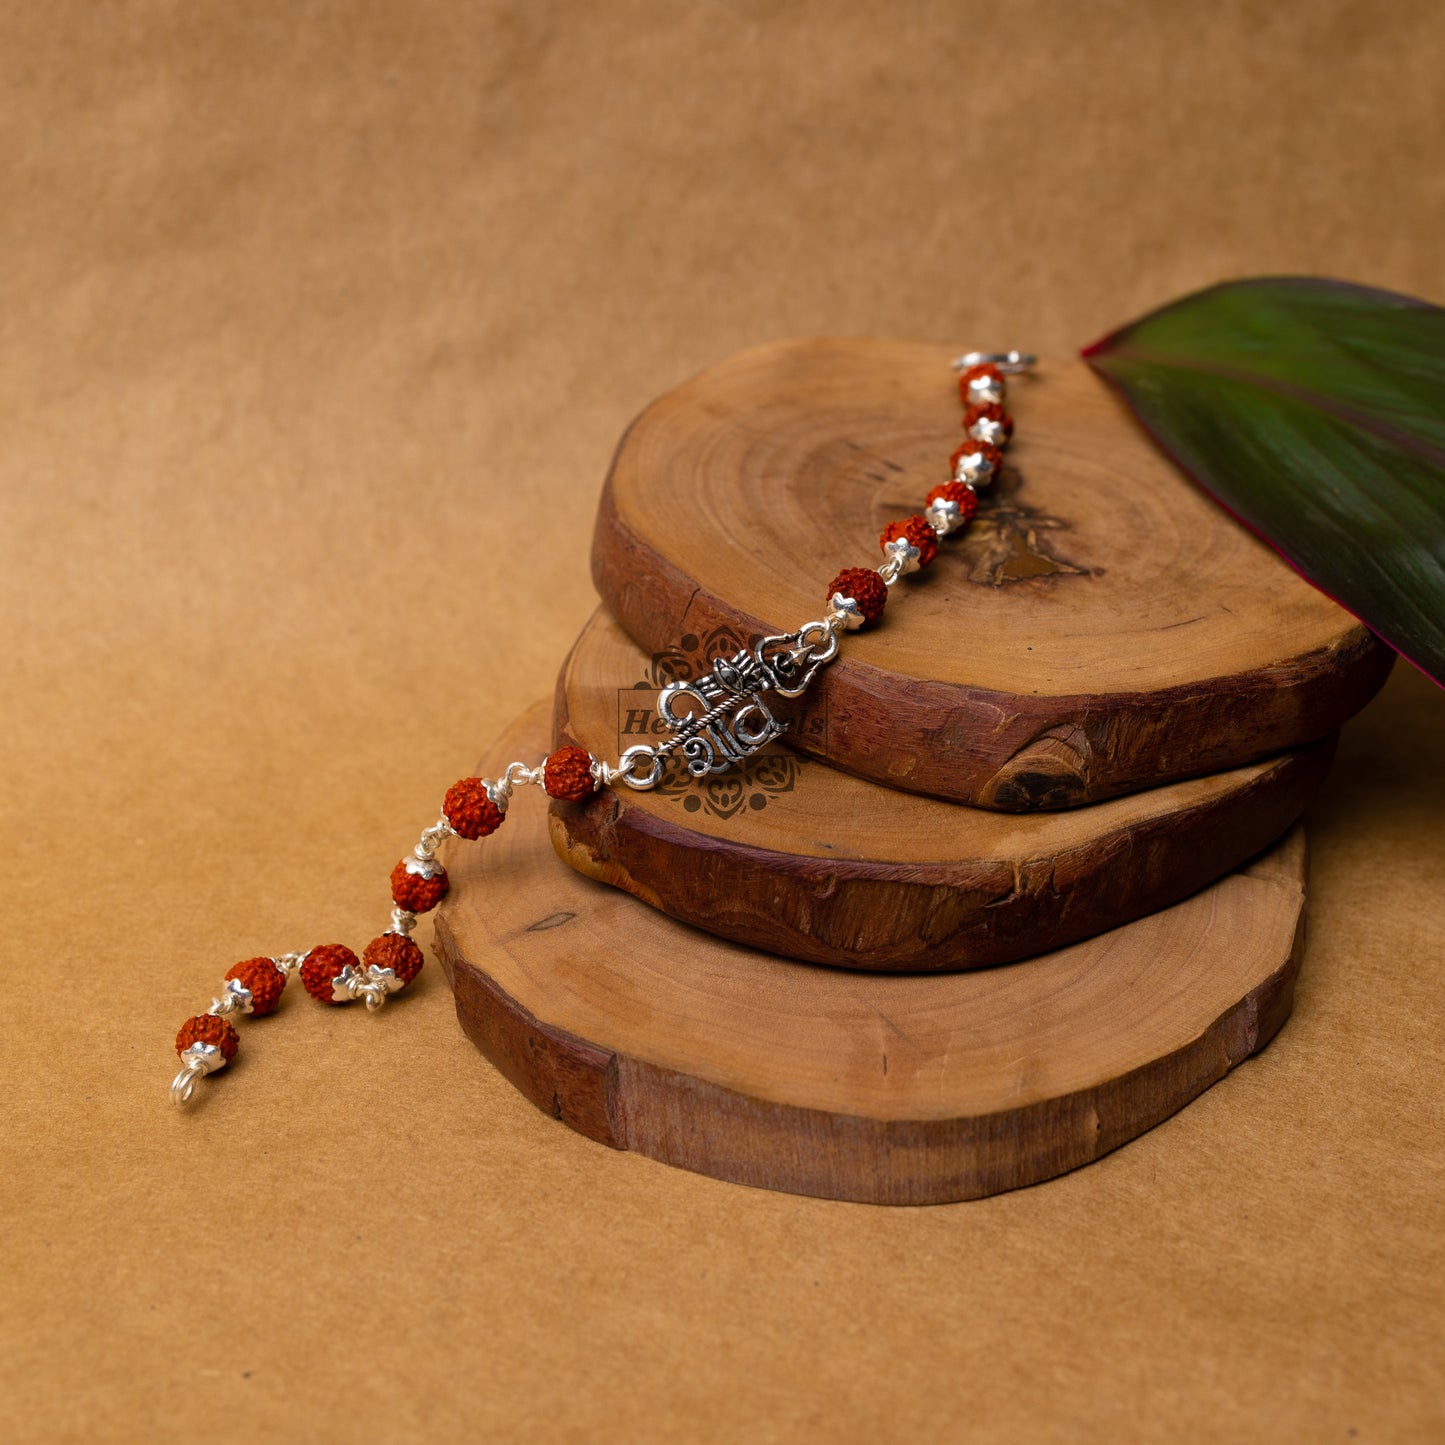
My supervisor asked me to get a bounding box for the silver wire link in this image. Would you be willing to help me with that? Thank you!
[413,819,454,864]
[273,951,306,978]
[877,541,919,584]
[487,762,541,806]
[205,978,253,1017]
[169,1042,225,1107]
[502,760,544,792]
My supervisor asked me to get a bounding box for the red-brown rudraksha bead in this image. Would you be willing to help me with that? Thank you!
[826,566,888,626]
[176,1012,240,1061]
[363,932,424,986]
[879,515,939,569]
[963,401,1013,440]
[950,440,1004,480]
[300,944,359,1004]
[224,956,286,1016]
[442,778,505,841]
[926,480,981,526]
[543,746,596,802]
[958,362,1004,400]
[390,860,448,913]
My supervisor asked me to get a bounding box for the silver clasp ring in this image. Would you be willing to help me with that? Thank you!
[790,619,840,666]
[615,744,664,791]
[951,350,1036,374]
[169,1059,206,1106]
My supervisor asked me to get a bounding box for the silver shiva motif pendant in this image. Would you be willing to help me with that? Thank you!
[608,618,843,791]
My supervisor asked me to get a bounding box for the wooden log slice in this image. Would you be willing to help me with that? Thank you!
[591,338,1392,809]
[434,702,1309,1205]
[547,608,1333,971]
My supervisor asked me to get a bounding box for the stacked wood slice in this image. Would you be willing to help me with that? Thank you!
[435,341,1393,1205]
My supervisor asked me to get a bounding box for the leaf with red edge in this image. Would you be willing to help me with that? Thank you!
[1084,277,1445,687]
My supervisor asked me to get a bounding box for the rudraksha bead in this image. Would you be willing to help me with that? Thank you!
[543,746,596,802]
[827,567,888,626]
[176,1013,239,1061]
[224,956,286,1016]
[442,777,505,841]
[950,440,1004,484]
[300,944,359,1004]
[390,860,448,913]
[363,932,424,986]
[925,481,981,526]
[958,361,1004,396]
[880,516,939,569]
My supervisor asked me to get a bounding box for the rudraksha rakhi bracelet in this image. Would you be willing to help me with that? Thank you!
[169,350,1035,1105]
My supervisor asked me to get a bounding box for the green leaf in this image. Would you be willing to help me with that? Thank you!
[1083,277,1445,687]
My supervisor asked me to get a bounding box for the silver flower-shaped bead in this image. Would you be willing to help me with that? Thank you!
[881,535,921,576]
[925,498,962,536]
[968,415,1008,447]
[953,448,997,488]
[966,374,1004,407]
[827,591,866,631]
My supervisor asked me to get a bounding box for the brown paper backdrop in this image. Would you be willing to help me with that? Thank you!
[3,3,1442,1440]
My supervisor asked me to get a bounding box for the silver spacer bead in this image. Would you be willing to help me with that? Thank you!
[207,978,254,1017]
[331,962,404,1010]
[953,448,998,489]
[360,965,402,1011]
[880,535,921,579]
[968,416,1008,447]
[925,497,962,536]
[827,591,867,630]
[965,374,1005,407]
[330,963,363,1004]
[389,906,418,937]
